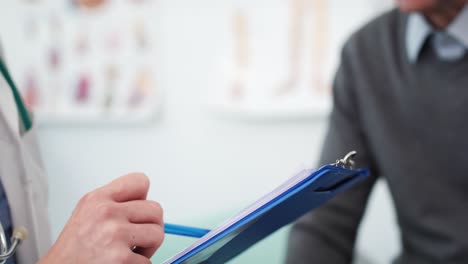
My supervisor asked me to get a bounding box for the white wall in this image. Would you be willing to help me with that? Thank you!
[0,0,399,263]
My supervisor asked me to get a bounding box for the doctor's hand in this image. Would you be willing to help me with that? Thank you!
[38,173,164,264]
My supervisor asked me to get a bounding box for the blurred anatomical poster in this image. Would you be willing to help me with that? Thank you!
[13,0,161,124]
[210,0,390,119]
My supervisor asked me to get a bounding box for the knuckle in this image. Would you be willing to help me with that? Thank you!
[79,191,98,206]
[106,222,126,241]
[97,203,117,220]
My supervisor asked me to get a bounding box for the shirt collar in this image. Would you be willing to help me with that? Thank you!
[406,4,468,63]
[447,4,468,48]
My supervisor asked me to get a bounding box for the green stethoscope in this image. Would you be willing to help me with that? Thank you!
[0,57,32,132]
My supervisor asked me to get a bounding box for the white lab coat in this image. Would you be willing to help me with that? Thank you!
[0,54,51,263]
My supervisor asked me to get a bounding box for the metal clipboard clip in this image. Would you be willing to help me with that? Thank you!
[331,150,357,170]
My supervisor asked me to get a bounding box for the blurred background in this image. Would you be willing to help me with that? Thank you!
[1,0,399,263]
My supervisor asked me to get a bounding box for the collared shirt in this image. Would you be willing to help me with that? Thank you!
[286,8,468,264]
[406,4,468,62]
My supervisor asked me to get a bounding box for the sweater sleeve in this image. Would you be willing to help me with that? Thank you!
[284,39,379,264]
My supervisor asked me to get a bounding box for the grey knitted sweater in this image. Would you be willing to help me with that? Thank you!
[286,8,468,264]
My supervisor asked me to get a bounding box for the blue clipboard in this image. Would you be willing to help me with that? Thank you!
[163,151,369,264]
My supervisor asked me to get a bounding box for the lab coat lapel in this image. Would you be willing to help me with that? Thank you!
[0,70,51,263]
[20,121,52,259]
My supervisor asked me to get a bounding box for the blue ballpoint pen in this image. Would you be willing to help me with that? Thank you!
[164,223,211,238]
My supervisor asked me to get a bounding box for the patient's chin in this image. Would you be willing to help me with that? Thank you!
[395,0,437,13]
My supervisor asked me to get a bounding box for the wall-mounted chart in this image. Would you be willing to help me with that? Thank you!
[210,0,391,119]
[10,0,161,125]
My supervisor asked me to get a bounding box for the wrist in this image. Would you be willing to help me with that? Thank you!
[37,240,71,264]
